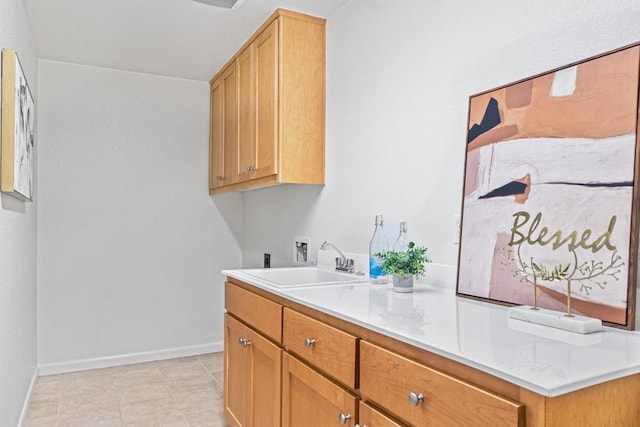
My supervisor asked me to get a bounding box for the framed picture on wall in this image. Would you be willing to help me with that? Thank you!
[456,43,640,330]
[1,48,35,201]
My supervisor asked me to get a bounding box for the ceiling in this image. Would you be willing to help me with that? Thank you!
[23,0,350,81]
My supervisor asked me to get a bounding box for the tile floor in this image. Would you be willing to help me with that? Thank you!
[24,352,230,426]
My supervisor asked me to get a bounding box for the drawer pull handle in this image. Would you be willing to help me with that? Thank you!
[239,338,251,347]
[304,338,316,347]
[338,413,351,424]
[408,391,424,406]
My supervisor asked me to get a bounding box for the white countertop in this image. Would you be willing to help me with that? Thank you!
[223,268,640,397]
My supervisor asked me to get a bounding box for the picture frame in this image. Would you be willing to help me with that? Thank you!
[1,48,35,201]
[456,43,640,330]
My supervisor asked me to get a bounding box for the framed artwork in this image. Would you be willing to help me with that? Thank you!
[1,48,35,201]
[457,44,640,329]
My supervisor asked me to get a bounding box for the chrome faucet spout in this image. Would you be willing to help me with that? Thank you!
[320,241,346,262]
[320,241,354,273]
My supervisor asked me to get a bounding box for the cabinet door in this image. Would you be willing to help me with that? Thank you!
[282,353,357,427]
[247,325,282,426]
[235,45,256,183]
[225,314,250,426]
[210,65,237,189]
[253,19,278,179]
[224,314,282,427]
[235,19,277,184]
[221,65,238,185]
[358,401,405,427]
[209,79,223,189]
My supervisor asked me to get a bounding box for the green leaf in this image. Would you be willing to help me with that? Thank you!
[378,242,431,278]
[532,262,544,274]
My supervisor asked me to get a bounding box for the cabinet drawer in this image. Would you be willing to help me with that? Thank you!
[359,401,405,427]
[360,341,524,427]
[283,308,357,388]
[225,282,282,342]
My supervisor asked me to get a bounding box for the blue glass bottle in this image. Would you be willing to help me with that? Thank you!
[369,213,389,284]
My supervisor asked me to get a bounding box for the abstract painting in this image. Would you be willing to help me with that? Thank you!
[1,48,35,201]
[457,44,639,329]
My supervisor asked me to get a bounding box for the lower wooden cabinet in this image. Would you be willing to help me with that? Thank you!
[282,352,358,426]
[224,314,282,427]
[224,278,640,427]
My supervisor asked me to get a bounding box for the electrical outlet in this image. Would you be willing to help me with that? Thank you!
[264,253,271,268]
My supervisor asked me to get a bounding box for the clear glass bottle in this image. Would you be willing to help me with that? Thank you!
[392,220,409,252]
[369,213,389,284]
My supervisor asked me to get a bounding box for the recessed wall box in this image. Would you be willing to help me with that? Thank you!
[293,236,310,266]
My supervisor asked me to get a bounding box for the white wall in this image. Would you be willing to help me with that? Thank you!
[242,0,640,311]
[0,0,38,423]
[37,61,243,371]
[26,0,640,386]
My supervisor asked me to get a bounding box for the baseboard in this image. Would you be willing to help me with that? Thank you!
[18,367,39,427]
[38,341,223,376]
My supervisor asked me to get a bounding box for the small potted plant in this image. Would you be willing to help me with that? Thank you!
[377,242,431,292]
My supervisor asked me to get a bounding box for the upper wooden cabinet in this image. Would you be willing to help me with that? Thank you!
[209,9,326,195]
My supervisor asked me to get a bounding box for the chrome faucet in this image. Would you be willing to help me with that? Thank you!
[320,241,355,273]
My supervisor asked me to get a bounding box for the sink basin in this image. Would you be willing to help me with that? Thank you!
[242,267,367,287]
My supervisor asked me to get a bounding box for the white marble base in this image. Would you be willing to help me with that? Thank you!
[508,305,602,334]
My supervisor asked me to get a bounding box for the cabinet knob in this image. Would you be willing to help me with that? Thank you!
[238,337,251,347]
[408,391,424,406]
[215,176,224,181]
[247,165,256,172]
[304,338,316,347]
[338,413,351,424]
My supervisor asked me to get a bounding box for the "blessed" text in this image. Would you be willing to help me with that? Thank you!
[508,211,617,253]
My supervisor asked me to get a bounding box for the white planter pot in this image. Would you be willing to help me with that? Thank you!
[392,273,413,293]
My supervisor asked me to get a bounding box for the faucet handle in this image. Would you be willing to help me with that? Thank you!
[346,259,355,272]
[335,257,355,273]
